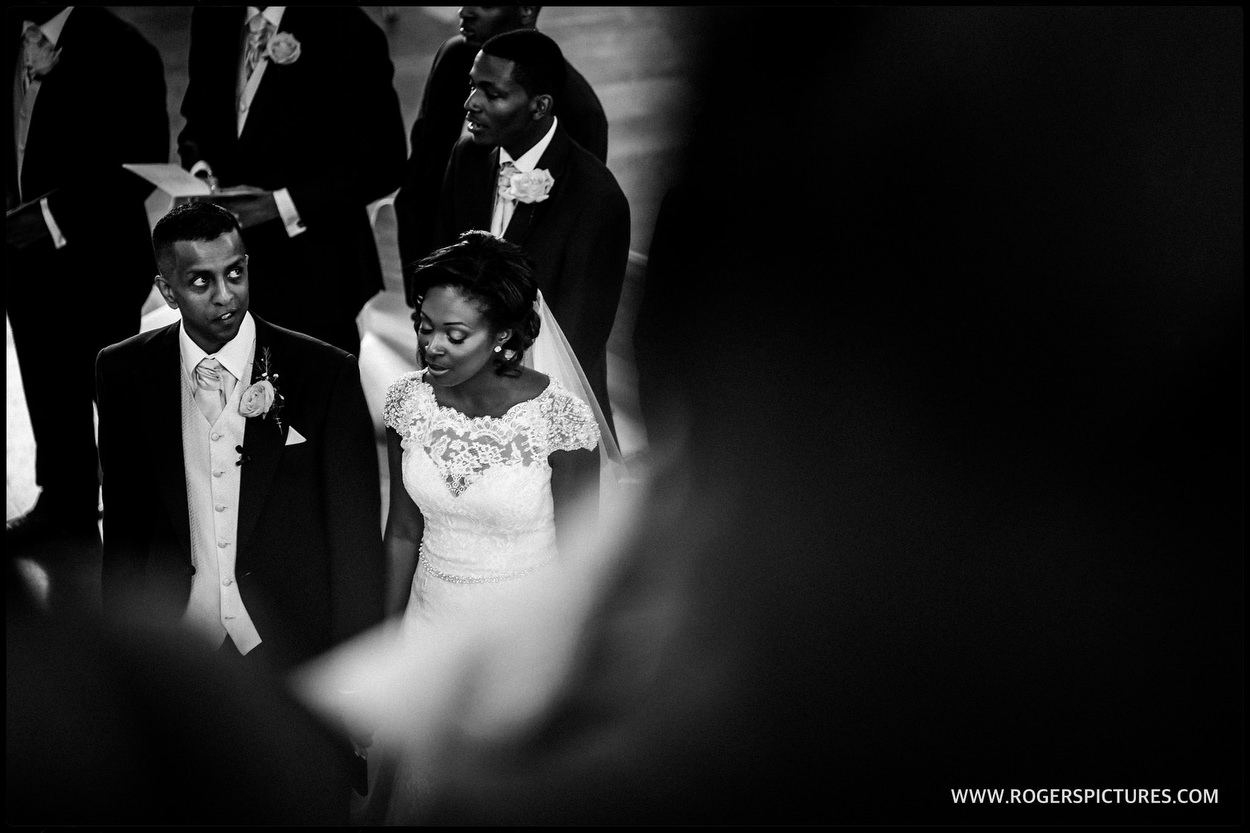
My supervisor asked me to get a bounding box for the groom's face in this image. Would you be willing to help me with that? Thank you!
[156,230,250,355]
[465,52,542,155]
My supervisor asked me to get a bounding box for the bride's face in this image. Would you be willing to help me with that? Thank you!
[416,285,507,388]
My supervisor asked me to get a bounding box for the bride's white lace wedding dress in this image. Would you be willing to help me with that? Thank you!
[384,371,599,628]
[293,370,604,823]
[291,291,637,823]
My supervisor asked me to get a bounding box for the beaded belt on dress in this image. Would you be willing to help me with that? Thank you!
[422,556,555,585]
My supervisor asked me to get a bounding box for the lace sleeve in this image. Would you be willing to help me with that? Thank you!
[541,381,601,453]
[383,372,429,441]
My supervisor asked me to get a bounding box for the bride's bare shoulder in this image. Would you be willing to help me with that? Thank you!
[513,366,551,399]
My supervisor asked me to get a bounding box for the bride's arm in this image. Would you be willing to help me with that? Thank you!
[550,446,599,559]
[383,427,424,617]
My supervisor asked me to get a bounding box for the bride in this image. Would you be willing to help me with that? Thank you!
[383,230,601,625]
[292,231,628,823]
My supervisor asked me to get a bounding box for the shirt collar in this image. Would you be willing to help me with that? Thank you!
[23,6,73,47]
[179,311,257,384]
[500,116,559,173]
[246,6,285,29]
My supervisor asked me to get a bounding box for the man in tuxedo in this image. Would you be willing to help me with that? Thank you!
[96,201,384,675]
[425,29,629,436]
[177,5,406,356]
[394,5,608,269]
[5,5,167,544]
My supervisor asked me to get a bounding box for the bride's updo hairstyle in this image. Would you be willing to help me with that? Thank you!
[405,230,542,376]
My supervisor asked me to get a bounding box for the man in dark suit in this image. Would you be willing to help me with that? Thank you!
[5,5,167,543]
[394,5,608,271]
[425,29,629,436]
[177,5,406,356]
[96,202,384,676]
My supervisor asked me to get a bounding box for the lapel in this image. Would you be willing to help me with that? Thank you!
[503,126,572,249]
[151,323,193,559]
[13,7,83,200]
[6,12,20,208]
[460,143,499,233]
[236,316,287,554]
[239,6,290,143]
[193,6,248,141]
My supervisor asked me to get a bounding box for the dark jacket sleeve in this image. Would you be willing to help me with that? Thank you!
[176,6,232,173]
[394,38,475,269]
[422,137,472,305]
[552,166,631,380]
[282,10,407,229]
[41,9,167,308]
[96,344,146,618]
[46,12,168,226]
[320,353,386,645]
[560,60,609,164]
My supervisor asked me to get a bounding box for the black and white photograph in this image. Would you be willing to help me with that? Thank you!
[7,5,1242,826]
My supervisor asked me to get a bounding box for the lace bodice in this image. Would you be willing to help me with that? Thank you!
[384,372,598,585]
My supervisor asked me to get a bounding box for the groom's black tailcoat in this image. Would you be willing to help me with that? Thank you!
[96,316,385,672]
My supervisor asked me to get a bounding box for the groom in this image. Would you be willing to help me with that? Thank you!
[96,202,384,673]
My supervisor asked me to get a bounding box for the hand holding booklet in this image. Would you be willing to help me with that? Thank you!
[124,163,213,230]
[123,163,213,198]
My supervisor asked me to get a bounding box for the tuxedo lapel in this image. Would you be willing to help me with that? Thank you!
[201,7,248,141]
[15,10,83,199]
[151,324,192,560]
[503,128,572,249]
[237,319,286,554]
[464,145,499,233]
[504,198,537,244]
[239,6,293,142]
[7,14,21,208]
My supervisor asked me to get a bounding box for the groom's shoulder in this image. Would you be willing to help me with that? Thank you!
[257,318,355,366]
[98,322,176,365]
[559,133,627,208]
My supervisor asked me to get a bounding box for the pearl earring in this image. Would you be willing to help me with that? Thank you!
[493,344,502,353]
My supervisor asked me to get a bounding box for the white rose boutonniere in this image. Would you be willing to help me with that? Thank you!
[239,379,276,418]
[500,168,555,204]
[265,31,302,66]
[239,347,285,431]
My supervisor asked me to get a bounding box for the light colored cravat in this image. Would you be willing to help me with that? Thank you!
[497,160,519,199]
[244,12,274,84]
[492,160,520,236]
[21,22,57,94]
[194,357,236,424]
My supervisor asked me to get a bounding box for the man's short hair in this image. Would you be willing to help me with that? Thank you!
[480,28,567,105]
[152,201,242,273]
